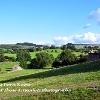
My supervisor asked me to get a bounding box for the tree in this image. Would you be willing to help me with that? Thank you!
[0,49,4,54]
[55,50,58,53]
[78,54,88,63]
[50,45,56,49]
[53,49,77,67]
[36,47,42,51]
[0,54,5,62]
[29,52,54,69]
[52,60,62,68]
[4,56,16,62]
[16,49,31,68]
[61,45,67,50]
[43,46,50,50]
[93,46,99,50]
[28,48,34,52]
[67,43,76,50]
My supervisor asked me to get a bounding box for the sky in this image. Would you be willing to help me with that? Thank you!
[0,0,100,45]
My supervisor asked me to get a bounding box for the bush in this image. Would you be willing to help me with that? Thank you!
[50,45,56,49]
[16,49,31,68]
[4,56,16,62]
[52,61,62,68]
[78,54,88,63]
[36,47,42,51]
[55,50,58,53]
[53,49,77,67]
[28,58,40,69]
[28,52,54,69]
[67,43,76,50]
[0,54,5,62]
[59,49,77,65]
[51,50,53,52]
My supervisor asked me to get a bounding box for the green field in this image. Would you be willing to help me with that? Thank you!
[4,53,16,58]
[4,49,62,59]
[4,49,82,60]
[0,62,18,73]
[7,88,100,100]
[0,60,100,100]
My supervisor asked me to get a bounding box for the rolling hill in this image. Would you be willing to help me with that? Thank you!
[0,60,100,99]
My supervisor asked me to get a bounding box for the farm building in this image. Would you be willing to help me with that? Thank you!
[88,52,100,61]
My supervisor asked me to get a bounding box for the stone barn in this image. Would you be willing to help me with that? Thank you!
[88,52,100,61]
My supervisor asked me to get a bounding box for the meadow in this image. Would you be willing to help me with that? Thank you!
[0,62,18,73]
[0,59,99,99]
[0,48,99,99]
[4,49,82,59]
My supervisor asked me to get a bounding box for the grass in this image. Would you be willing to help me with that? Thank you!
[73,51,84,56]
[0,60,99,99]
[7,88,100,100]
[0,46,100,100]
[4,49,62,59]
[0,62,18,73]
[30,52,36,58]
[0,70,100,100]
[4,53,16,58]
[0,69,50,81]
[0,60,100,82]
[4,49,82,60]
[45,49,62,58]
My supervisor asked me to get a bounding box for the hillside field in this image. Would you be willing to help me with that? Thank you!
[0,60,99,100]
[4,49,83,59]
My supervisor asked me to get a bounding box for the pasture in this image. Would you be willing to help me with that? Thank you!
[0,49,99,100]
[4,49,82,59]
[0,60,99,99]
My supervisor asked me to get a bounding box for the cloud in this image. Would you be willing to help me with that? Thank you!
[89,8,100,24]
[35,32,100,46]
[72,32,97,44]
[53,36,72,46]
[83,23,91,29]
[53,32,100,46]
[36,41,54,46]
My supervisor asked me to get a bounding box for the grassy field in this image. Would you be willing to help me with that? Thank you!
[0,62,18,73]
[4,49,82,59]
[4,49,62,59]
[4,53,16,58]
[0,60,99,99]
[7,88,100,100]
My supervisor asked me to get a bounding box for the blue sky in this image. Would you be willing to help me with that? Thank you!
[0,0,100,45]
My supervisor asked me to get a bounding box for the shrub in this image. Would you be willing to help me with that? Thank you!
[29,52,54,69]
[0,54,5,62]
[59,49,77,65]
[16,49,31,68]
[78,54,88,63]
[53,49,77,67]
[52,61,62,68]
[4,56,16,62]
[55,50,58,53]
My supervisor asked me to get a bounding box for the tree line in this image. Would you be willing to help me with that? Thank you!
[16,49,88,69]
[1,43,100,69]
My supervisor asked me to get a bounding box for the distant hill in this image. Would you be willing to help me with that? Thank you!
[16,42,36,46]
[0,43,100,49]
